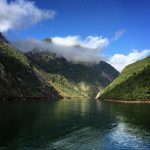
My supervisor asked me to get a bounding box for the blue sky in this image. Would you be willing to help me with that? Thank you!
[1,0,150,71]
[8,0,150,54]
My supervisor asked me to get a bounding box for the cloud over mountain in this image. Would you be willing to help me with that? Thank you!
[13,35,109,63]
[12,34,150,71]
[52,36,109,49]
[109,49,150,72]
[0,0,56,32]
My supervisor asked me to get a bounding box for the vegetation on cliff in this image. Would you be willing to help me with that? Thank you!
[27,50,119,98]
[0,33,60,100]
[98,56,150,101]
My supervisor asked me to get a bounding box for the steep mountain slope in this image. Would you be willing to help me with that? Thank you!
[0,33,60,100]
[97,56,150,101]
[26,50,119,98]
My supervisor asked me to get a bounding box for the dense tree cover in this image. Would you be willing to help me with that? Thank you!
[98,56,150,101]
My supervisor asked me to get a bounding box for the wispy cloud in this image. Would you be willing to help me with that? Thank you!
[108,49,150,72]
[13,35,109,63]
[0,0,56,32]
[111,29,126,41]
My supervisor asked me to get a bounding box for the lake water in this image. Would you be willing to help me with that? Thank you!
[0,99,150,150]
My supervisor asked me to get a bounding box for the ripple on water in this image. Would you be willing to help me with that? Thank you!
[100,122,150,150]
[48,127,102,150]
[48,122,150,150]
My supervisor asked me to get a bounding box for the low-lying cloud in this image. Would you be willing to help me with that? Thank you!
[13,35,150,71]
[13,36,109,63]
[0,0,56,32]
[109,49,150,72]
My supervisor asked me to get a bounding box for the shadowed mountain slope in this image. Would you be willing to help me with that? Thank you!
[0,33,60,100]
[27,49,119,98]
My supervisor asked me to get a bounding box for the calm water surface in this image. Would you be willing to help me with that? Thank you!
[0,99,150,150]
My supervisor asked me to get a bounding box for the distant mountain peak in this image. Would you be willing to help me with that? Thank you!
[43,38,52,43]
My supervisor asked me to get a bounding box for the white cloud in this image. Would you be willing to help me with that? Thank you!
[12,34,150,70]
[111,29,126,41]
[52,36,109,49]
[0,0,56,32]
[108,49,150,72]
[13,35,109,63]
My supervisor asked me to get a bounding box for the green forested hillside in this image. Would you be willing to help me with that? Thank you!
[0,33,60,100]
[98,56,150,101]
[27,50,119,98]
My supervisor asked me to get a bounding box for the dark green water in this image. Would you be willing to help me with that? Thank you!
[0,99,150,150]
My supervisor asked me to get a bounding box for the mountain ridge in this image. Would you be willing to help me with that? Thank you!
[0,33,60,100]
[26,50,119,98]
[97,56,150,101]
[0,33,119,100]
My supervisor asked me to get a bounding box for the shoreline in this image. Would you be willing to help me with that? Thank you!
[102,99,150,104]
[0,96,61,102]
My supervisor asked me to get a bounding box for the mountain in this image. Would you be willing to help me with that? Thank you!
[0,33,119,99]
[0,33,60,100]
[97,56,150,101]
[26,49,119,98]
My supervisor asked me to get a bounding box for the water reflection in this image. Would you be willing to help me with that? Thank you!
[0,100,150,149]
[53,98,91,117]
[101,121,150,150]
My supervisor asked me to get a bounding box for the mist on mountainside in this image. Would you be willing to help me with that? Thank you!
[12,36,109,64]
